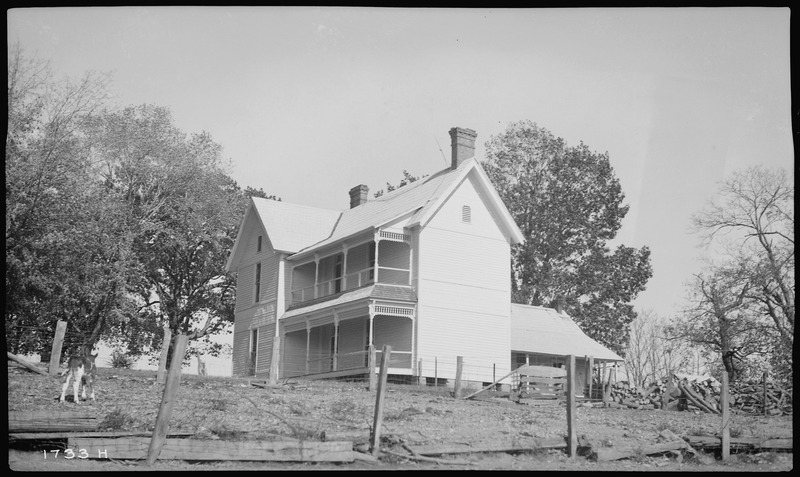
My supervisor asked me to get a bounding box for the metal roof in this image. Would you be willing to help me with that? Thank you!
[250,198,341,253]
[510,304,624,362]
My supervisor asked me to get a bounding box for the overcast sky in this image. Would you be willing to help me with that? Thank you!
[7,6,794,321]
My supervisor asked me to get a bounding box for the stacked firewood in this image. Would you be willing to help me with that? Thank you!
[730,379,793,416]
[603,374,793,416]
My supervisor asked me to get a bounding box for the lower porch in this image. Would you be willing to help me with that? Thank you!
[281,305,415,379]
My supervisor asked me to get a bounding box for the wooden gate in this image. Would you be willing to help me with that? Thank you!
[513,365,567,403]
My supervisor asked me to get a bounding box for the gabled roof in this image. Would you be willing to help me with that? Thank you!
[289,157,524,260]
[226,156,525,270]
[510,304,623,362]
[225,198,341,272]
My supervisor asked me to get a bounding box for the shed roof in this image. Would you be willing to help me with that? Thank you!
[510,304,623,362]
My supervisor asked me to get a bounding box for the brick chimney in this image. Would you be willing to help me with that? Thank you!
[449,127,477,169]
[349,184,369,208]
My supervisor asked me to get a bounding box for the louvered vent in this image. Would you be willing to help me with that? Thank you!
[462,205,471,223]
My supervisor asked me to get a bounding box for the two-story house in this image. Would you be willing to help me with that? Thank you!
[225,127,622,390]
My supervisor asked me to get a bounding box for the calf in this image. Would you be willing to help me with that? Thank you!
[59,348,97,404]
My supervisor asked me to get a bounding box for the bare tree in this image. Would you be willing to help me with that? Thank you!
[692,166,794,378]
[625,309,692,387]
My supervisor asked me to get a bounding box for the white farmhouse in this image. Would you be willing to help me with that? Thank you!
[225,127,622,391]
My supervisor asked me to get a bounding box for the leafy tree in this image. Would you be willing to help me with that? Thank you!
[84,105,244,364]
[483,120,652,355]
[689,165,793,381]
[5,44,130,357]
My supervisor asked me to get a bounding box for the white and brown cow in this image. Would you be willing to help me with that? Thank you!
[59,347,98,404]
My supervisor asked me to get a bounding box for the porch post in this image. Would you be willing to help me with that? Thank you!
[368,302,375,348]
[313,253,320,299]
[407,236,413,286]
[341,245,349,291]
[305,319,310,375]
[373,232,380,283]
[333,312,339,371]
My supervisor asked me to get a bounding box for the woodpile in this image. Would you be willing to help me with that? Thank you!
[604,374,792,416]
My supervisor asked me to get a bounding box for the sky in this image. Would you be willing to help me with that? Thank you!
[7,6,794,328]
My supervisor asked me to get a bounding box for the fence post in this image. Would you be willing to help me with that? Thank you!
[762,371,768,416]
[147,333,188,465]
[566,354,577,458]
[721,371,730,461]
[454,356,463,398]
[49,321,67,375]
[156,328,172,384]
[417,359,423,386]
[434,357,438,387]
[370,345,392,456]
[588,356,594,400]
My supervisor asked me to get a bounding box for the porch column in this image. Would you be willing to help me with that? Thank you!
[341,245,349,291]
[368,302,375,348]
[333,312,339,371]
[305,319,310,375]
[313,254,320,299]
[373,232,380,283]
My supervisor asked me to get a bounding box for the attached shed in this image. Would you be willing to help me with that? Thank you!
[510,304,624,397]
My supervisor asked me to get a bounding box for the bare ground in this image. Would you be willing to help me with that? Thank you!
[7,366,794,471]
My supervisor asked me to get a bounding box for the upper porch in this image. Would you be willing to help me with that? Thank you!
[289,230,413,307]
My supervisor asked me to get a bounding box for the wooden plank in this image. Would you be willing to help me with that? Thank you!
[519,376,566,385]
[517,365,567,377]
[10,431,193,441]
[8,411,98,433]
[68,437,355,462]
[406,437,566,456]
[7,352,49,376]
[684,435,793,451]
[49,320,67,375]
[592,440,688,462]
[463,367,519,400]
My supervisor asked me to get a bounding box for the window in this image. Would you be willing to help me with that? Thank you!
[257,236,262,253]
[462,205,471,223]
[254,263,261,302]
[249,328,258,376]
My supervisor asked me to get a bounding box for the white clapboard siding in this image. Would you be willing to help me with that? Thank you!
[232,330,250,377]
[256,324,275,375]
[236,263,255,313]
[415,176,512,383]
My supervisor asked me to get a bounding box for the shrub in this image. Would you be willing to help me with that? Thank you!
[108,350,135,369]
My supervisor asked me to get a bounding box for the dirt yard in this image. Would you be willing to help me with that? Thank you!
[7,366,794,471]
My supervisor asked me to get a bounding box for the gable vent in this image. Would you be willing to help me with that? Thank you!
[462,205,471,223]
